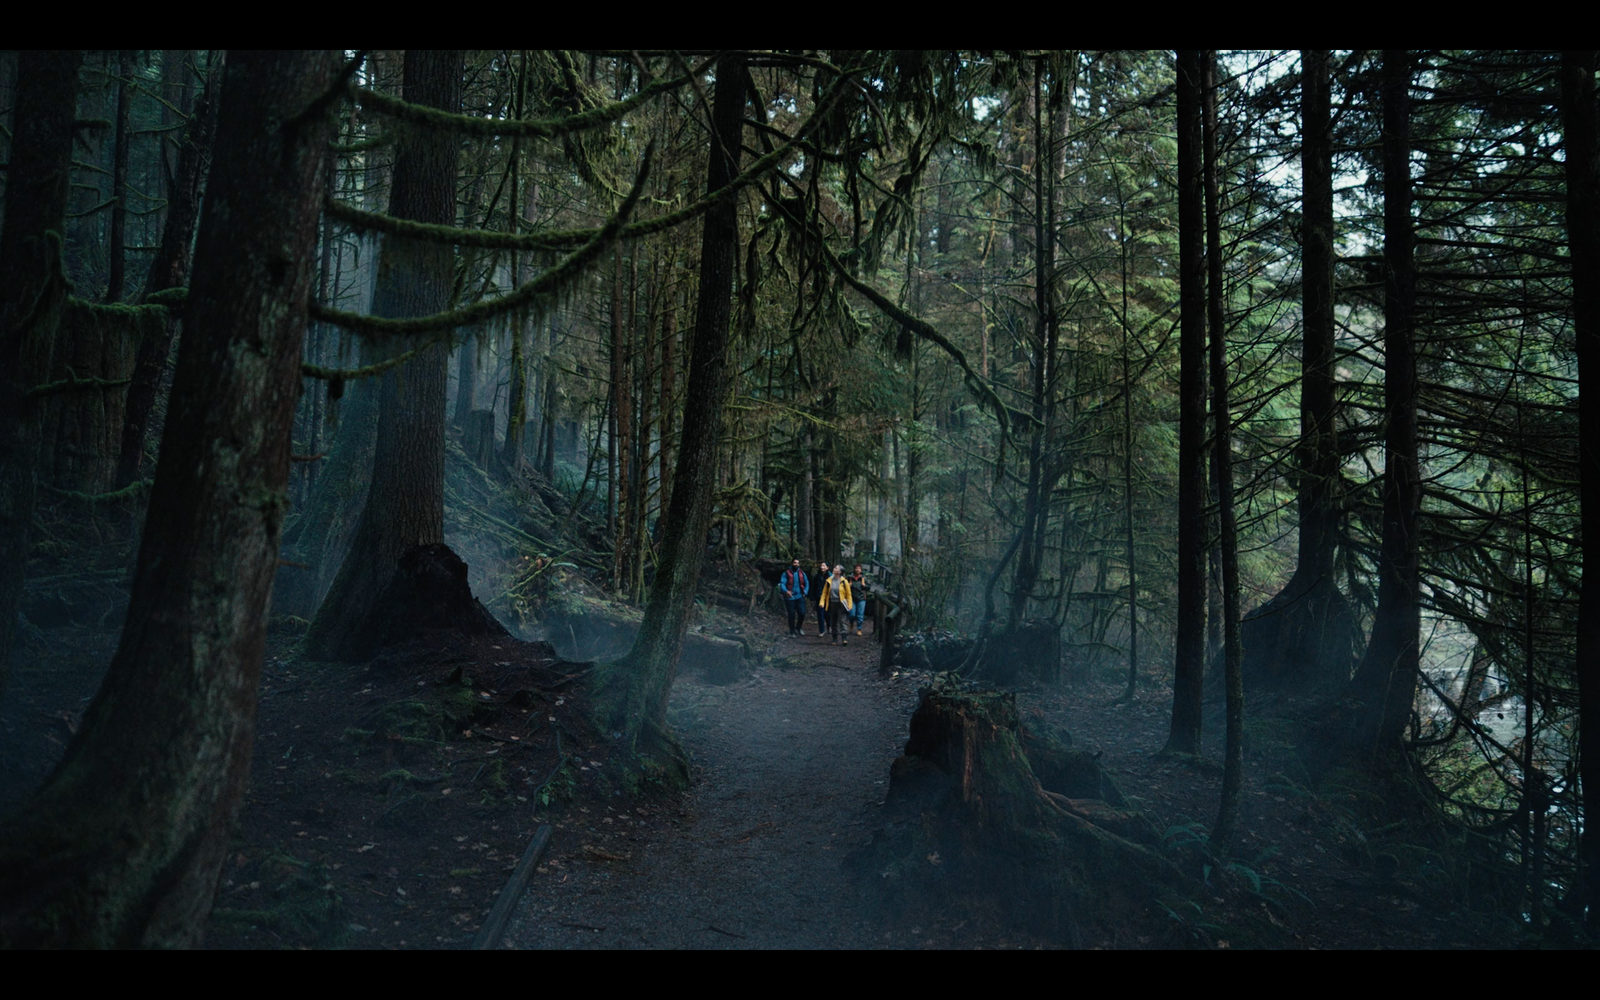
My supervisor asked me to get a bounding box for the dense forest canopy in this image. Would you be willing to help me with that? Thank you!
[0,49,1595,947]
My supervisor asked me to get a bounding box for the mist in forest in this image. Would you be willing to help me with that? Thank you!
[0,48,1595,949]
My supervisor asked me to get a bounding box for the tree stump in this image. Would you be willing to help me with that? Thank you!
[853,682,1179,946]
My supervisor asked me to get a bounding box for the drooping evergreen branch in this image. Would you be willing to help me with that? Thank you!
[143,286,187,307]
[300,333,443,382]
[310,141,655,338]
[351,58,709,140]
[26,373,133,400]
[45,479,151,503]
[25,296,182,401]
[817,236,1024,482]
[325,82,843,254]
[330,133,394,155]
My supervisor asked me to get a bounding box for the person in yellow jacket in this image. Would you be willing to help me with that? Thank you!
[818,564,854,646]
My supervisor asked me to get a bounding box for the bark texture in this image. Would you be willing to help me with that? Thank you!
[0,51,82,685]
[0,49,340,947]
[36,298,153,493]
[306,50,464,662]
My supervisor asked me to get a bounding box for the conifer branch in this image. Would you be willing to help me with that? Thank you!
[310,141,655,338]
[351,58,710,140]
[325,119,818,253]
[26,373,133,401]
[816,240,1024,483]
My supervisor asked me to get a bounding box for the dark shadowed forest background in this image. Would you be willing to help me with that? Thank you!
[0,49,1597,949]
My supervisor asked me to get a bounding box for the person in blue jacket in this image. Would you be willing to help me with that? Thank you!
[778,558,809,637]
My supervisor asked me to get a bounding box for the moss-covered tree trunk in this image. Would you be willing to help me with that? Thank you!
[36,298,149,494]
[594,52,747,751]
[0,49,340,947]
[306,50,464,662]
[0,50,81,687]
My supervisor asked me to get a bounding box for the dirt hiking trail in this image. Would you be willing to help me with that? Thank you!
[501,616,916,949]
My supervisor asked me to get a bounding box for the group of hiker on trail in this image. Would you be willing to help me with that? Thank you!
[777,559,870,645]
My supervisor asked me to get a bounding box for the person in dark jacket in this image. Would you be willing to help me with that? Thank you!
[848,564,869,635]
[814,562,830,635]
[778,559,809,637]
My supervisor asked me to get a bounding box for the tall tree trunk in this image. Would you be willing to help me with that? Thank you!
[35,297,144,494]
[502,69,531,471]
[103,56,131,305]
[307,50,464,662]
[1119,337,1140,702]
[610,246,635,587]
[799,425,815,554]
[594,52,747,748]
[1011,58,1064,625]
[1204,53,1245,849]
[1239,49,1352,690]
[0,49,340,947]
[1295,48,1343,675]
[1009,65,1044,622]
[1164,49,1207,756]
[272,344,380,619]
[1560,47,1600,927]
[455,328,478,427]
[633,254,654,599]
[1346,50,1420,757]
[540,319,558,480]
[876,429,890,557]
[115,62,220,489]
[303,158,338,502]
[0,51,81,684]
[657,282,676,512]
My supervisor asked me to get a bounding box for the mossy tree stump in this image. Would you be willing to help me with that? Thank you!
[855,683,1181,946]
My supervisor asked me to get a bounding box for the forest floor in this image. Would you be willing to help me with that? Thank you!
[1027,680,1513,949]
[498,615,917,949]
[1,599,1525,949]
[488,608,1517,951]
